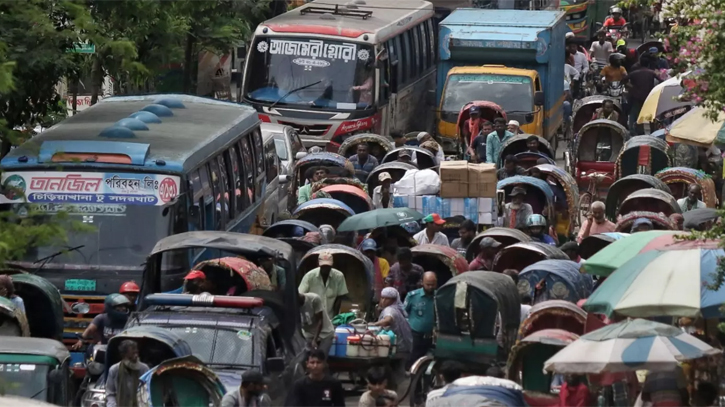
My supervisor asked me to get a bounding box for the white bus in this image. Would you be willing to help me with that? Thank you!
[242,0,436,150]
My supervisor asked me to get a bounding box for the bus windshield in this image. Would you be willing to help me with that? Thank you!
[441,74,534,121]
[245,36,375,111]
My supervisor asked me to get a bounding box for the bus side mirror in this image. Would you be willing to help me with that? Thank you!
[534,91,545,106]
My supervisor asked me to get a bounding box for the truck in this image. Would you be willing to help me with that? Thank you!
[436,9,569,154]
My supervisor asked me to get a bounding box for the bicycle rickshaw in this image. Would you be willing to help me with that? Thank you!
[497,175,556,222]
[411,244,468,287]
[605,174,672,220]
[518,300,588,339]
[337,133,394,162]
[571,96,626,135]
[655,167,718,207]
[367,162,417,192]
[498,134,555,168]
[316,184,373,214]
[289,152,351,210]
[616,188,681,219]
[615,211,677,232]
[263,219,320,257]
[492,242,569,273]
[293,198,356,229]
[533,164,581,238]
[517,260,592,305]
[614,136,671,179]
[466,228,531,262]
[381,146,437,169]
[456,101,507,149]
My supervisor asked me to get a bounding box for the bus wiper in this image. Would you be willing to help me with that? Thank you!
[270,80,322,109]
[33,245,85,272]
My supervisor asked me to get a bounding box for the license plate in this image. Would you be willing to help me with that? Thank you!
[64,279,96,292]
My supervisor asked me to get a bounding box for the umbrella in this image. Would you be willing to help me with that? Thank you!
[544,318,720,374]
[581,231,685,277]
[336,207,424,232]
[637,73,694,124]
[584,240,725,318]
[683,208,720,230]
[665,107,725,147]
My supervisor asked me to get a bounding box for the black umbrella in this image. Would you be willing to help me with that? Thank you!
[683,208,720,230]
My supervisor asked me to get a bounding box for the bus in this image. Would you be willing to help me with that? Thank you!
[0,95,265,352]
[242,0,436,150]
[560,0,591,38]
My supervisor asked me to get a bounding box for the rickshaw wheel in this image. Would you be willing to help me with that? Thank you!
[406,359,435,407]
[579,192,593,224]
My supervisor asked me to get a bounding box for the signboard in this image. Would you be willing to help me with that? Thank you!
[67,42,95,54]
[0,171,181,206]
[66,95,93,113]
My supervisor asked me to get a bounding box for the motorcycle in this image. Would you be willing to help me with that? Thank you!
[602,79,626,104]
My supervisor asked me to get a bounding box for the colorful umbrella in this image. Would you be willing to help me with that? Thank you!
[637,73,694,124]
[336,207,424,232]
[581,231,686,277]
[665,107,725,147]
[544,319,720,374]
[584,240,725,318]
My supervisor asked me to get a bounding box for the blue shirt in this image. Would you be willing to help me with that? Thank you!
[532,234,557,245]
[485,131,515,165]
[404,288,435,335]
[348,154,379,173]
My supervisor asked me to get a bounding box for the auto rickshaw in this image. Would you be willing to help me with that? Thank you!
[0,296,29,336]
[518,300,588,339]
[492,242,569,273]
[498,134,555,168]
[615,211,677,232]
[367,162,417,192]
[293,198,355,228]
[655,167,718,207]
[579,232,629,259]
[0,272,66,342]
[497,175,555,220]
[616,188,682,218]
[571,96,626,135]
[317,184,373,214]
[337,133,394,161]
[0,337,72,405]
[466,228,531,262]
[614,136,671,179]
[456,101,507,149]
[138,355,226,407]
[289,152,351,211]
[533,164,580,238]
[382,146,437,169]
[263,219,320,257]
[192,257,274,295]
[411,244,468,287]
[518,260,592,305]
[605,174,672,220]
[566,119,630,204]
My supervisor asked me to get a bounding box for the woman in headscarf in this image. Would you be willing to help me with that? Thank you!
[0,275,24,314]
[371,287,413,354]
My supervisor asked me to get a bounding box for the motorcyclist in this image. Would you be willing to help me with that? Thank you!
[604,7,627,27]
[72,294,131,350]
[119,281,140,311]
[600,53,627,92]
[525,214,557,246]
[616,39,638,72]
[590,31,614,74]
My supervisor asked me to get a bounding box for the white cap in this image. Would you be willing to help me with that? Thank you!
[507,120,520,127]
[417,132,430,142]
[378,172,392,182]
[565,32,575,39]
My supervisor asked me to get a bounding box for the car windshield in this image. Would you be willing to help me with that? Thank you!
[441,74,534,118]
[245,36,375,111]
[274,138,289,161]
[0,363,49,400]
[166,326,255,367]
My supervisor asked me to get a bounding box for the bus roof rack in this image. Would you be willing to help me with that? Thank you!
[300,4,373,20]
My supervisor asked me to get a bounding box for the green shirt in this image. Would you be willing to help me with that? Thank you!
[298,267,349,317]
[404,288,435,335]
[297,183,313,205]
[485,130,515,165]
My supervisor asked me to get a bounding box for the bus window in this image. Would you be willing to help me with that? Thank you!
[419,24,430,69]
[217,154,233,220]
[411,28,422,76]
[252,130,265,199]
[208,157,227,228]
[387,39,400,93]
[239,137,256,202]
[199,165,215,231]
[265,140,279,180]
[401,32,413,81]
[227,146,249,214]
[427,20,436,64]
[189,169,204,231]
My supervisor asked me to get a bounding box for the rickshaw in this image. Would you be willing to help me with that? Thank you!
[317,184,373,214]
[311,176,368,194]
[263,219,319,257]
[289,152,350,210]
[571,96,626,135]
[616,188,682,218]
[466,228,531,262]
[0,337,72,405]
[367,162,417,192]
[567,119,630,205]
[492,242,569,273]
[498,134,555,168]
[0,296,29,337]
[293,198,355,228]
[605,174,672,220]
[579,232,629,259]
[533,164,581,237]
[655,167,718,207]
[407,272,521,403]
[497,176,555,220]
[411,245,468,286]
[381,146,437,169]
[456,101,507,149]
[337,133,394,161]
[192,257,273,295]
[614,136,671,179]
[0,272,66,341]
[615,211,677,232]
[138,355,226,407]
[518,300,588,339]
[518,260,592,305]
[426,377,528,407]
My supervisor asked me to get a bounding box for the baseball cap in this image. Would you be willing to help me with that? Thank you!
[470,106,481,114]
[423,213,446,225]
[378,172,392,182]
[507,120,520,127]
[318,251,334,266]
[510,186,527,197]
[241,369,267,384]
[565,32,575,39]
[361,238,378,252]
[479,237,502,249]
[184,270,206,280]
[399,149,412,158]
[649,46,660,54]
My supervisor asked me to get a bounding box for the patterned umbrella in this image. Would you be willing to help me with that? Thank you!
[544,319,720,374]
[582,231,686,277]
[637,73,693,124]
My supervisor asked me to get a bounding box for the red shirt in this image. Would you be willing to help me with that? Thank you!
[560,383,591,407]
[604,17,627,27]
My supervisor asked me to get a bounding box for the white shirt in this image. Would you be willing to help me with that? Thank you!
[413,230,449,246]
[372,185,394,209]
[677,197,706,212]
[590,41,614,64]
[565,64,580,82]
[520,304,532,323]
[573,51,589,76]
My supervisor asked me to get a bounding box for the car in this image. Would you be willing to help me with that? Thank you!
[262,123,307,209]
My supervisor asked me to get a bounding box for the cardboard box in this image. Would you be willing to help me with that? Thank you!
[439,161,469,183]
[441,182,469,198]
[468,163,497,198]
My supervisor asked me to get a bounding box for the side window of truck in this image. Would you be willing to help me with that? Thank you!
[535,77,542,91]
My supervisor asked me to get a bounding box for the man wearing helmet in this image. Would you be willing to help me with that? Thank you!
[600,53,627,89]
[119,281,140,310]
[526,214,557,245]
[72,293,131,350]
[604,7,627,27]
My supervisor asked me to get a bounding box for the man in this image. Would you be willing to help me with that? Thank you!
[567,41,589,98]
[577,201,616,242]
[298,292,335,355]
[678,184,706,213]
[497,156,526,181]
[397,149,413,165]
[468,237,502,271]
[623,60,660,134]
[372,172,394,209]
[285,349,345,407]
[426,361,467,403]
[463,106,484,157]
[520,294,532,323]
[604,7,627,27]
[385,247,425,301]
[298,167,328,205]
[182,269,207,294]
[417,132,444,164]
[349,143,379,174]
[72,294,131,350]
[105,340,149,407]
[617,39,638,72]
[485,117,515,165]
[526,214,556,245]
[259,255,286,291]
[503,187,533,231]
[119,281,139,310]
[590,30,614,71]
[298,251,349,317]
[560,241,584,264]
[565,62,580,85]
[648,46,669,70]
[694,382,719,407]
[420,140,441,165]
[594,99,620,121]
[222,370,272,407]
[507,120,523,135]
[640,366,689,407]
[391,129,406,148]
[470,120,493,163]
[405,271,437,367]
[361,238,390,301]
[413,213,449,246]
[601,53,627,86]
[450,219,476,257]
[525,136,541,154]
[631,218,654,233]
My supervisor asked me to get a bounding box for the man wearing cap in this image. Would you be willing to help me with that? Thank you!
[417,132,444,164]
[404,271,437,367]
[299,251,349,317]
[182,270,207,294]
[298,292,335,355]
[468,238,502,271]
[485,118,515,165]
[397,148,414,165]
[221,369,271,407]
[507,120,523,135]
[413,214,449,246]
[372,172,394,209]
[361,238,390,300]
[503,187,533,230]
